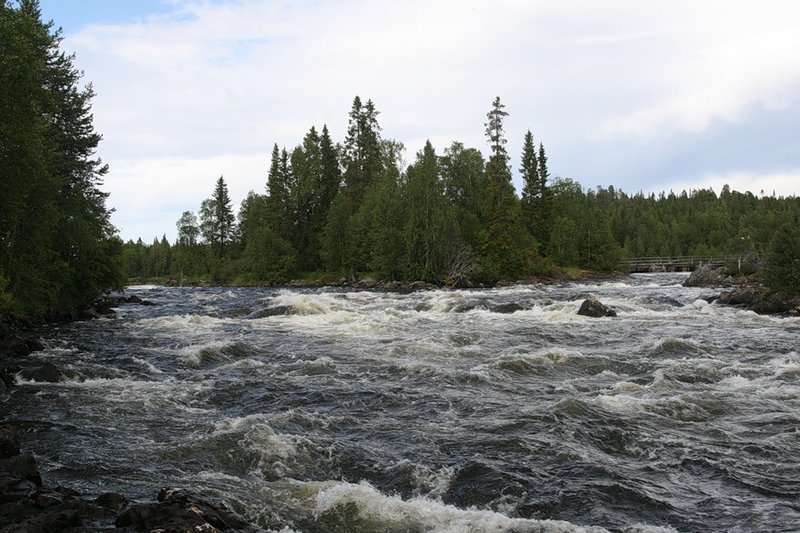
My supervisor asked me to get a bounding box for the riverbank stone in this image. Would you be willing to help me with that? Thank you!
[116,488,262,532]
[683,264,734,287]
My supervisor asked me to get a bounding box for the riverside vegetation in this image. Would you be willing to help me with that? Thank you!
[1,3,799,318]
[119,105,800,294]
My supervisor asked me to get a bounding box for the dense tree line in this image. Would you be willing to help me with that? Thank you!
[122,96,800,289]
[1,1,124,314]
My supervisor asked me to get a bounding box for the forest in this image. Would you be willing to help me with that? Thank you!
[121,97,800,292]
[2,1,800,319]
[0,1,124,315]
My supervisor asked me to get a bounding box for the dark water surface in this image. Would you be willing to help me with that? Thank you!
[4,274,800,532]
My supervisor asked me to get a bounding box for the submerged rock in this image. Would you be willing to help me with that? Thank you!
[18,362,81,383]
[577,297,617,318]
[491,302,525,314]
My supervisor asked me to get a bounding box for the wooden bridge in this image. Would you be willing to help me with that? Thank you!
[620,256,727,273]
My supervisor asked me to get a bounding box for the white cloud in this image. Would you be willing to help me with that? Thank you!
[106,153,268,240]
[56,0,800,240]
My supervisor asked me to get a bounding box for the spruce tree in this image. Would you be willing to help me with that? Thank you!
[520,130,539,237]
[519,132,552,251]
[342,96,383,208]
[266,144,295,239]
[480,97,532,280]
[536,142,553,249]
[199,176,235,257]
[318,124,341,217]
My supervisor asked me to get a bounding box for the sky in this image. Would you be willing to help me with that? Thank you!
[37,0,800,242]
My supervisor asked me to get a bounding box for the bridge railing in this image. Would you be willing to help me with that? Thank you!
[620,256,728,272]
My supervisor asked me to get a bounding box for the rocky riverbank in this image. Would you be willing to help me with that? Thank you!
[1,424,263,532]
[683,264,800,315]
[2,298,267,532]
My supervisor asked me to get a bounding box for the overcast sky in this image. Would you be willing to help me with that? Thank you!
[38,0,800,242]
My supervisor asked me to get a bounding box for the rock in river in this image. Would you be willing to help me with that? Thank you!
[577,297,617,318]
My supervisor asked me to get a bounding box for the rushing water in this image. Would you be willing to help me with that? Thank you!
[4,274,800,532]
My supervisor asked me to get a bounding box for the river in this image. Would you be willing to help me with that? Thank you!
[5,273,800,532]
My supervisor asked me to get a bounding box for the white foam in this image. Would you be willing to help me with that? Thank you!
[312,480,609,533]
[138,314,227,334]
[132,357,164,374]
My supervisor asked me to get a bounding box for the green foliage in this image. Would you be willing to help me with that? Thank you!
[762,221,800,294]
[402,141,454,281]
[199,176,236,257]
[342,96,383,208]
[0,270,15,311]
[0,1,124,313]
[119,93,800,287]
[479,97,534,281]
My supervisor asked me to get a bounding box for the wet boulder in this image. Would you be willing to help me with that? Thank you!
[0,472,38,503]
[19,362,64,383]
[0,452,42,486]
[116,488,261,532]
[718,286,764,306]
[94,491,129,513]
[683,264,733,287]
[577,297,617,318]
[248,305,295,318]
[0,333,44,359]
[0,426,20,459]
[751,291,800,315]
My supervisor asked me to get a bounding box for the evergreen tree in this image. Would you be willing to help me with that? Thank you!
[238,192,295,281]
[535,142,553,249]
[519,130,539,238]
[763,221,800,294]
[318,124,341,216]
[266,144,295,239]
[480,97,533,280]
[200,176,236,257]
[441,142,487,247]
[0,1,123,312]
[403,141,452,280]
[342,96,383,208]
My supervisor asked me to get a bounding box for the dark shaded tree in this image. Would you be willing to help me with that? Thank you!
[0,1,123,312]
